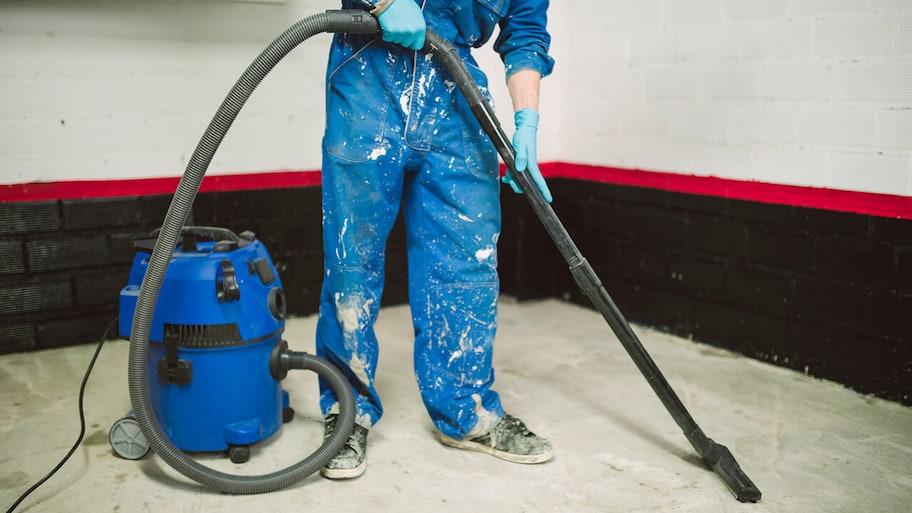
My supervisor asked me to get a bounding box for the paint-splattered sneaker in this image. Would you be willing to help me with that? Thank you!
[438,413,554,464]
[320,415,368,479]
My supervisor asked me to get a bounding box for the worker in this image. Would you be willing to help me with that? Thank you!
[317,0,555,479]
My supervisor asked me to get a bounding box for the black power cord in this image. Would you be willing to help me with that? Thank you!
[5,316,118,513]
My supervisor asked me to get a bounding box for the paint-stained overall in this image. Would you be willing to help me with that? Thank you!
[316,0,553,439]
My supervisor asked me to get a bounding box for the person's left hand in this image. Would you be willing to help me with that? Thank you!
[503,108,553,203]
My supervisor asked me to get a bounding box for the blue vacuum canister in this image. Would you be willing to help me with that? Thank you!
[116,226,290,463]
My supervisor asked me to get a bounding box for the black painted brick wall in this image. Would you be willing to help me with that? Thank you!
[0,197,158,351]
[0,187,406,355]
[2,179,910,406]
[501,179,911,405]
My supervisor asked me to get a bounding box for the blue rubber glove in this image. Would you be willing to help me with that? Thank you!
[376,0,426,51]
[504,108,553,203]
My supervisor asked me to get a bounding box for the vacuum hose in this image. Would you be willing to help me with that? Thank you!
[128,10,379,494]
[129,8,540,494]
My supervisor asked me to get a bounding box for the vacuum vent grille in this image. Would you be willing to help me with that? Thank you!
[162,323,243,348]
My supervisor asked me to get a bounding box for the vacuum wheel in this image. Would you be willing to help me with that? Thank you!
[109,416,150,460]
[228,445,251,464]
[282,407,295,423]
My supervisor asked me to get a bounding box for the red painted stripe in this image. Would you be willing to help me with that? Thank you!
[0,170,323,202]
[540,162,912,220]
[2,163,911,220]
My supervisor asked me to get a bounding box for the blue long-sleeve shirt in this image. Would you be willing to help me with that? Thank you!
[347,0,555,78]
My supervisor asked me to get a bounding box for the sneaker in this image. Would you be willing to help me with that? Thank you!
[320,415,368,479]
[437,413,554,464]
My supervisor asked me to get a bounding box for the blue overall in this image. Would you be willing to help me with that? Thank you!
[317,0,554,440]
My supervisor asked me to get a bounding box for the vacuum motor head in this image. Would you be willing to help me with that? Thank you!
[119,226,286,342]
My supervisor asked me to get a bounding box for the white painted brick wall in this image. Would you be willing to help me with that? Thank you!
[797,109,876,147]
[877,110,912,149]
[828,152,910,194]
[0,0,353,184]
[791,0,870,15]
[723,0,790,20]
[677,26,740,62]
[667,107,728,143]
[697,64,759,101]
[664,0,722,26]
[814,15,894,58]
[741,21,814,61]
[628,33,679,65]
[2,0,912,198]
[832,63,912,102]
[729,107,798,144]
[554,0,912,196]
[757,63,831,101]
[691,144,753,179]
[756,148,828,188]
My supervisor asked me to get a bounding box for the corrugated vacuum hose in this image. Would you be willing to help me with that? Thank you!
[126,10,378,495]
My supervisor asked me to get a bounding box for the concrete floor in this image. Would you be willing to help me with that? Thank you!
[2,298,910,513]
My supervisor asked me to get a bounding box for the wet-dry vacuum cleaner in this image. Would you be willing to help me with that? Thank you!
[113,226,294,464]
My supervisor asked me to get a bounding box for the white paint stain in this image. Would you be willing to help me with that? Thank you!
[475,247,494,261]
[448,349,463,364]
[338,219,349,260]
[458,326,473,352]
[356,412,374,429]
[399,86,412,115]
[327,406,373,429]
[369,146,387,160]
[336,295,359,334]
[417,67,436,99]
[595,453,686,486]
[349,353,370,386]
[465,393,500,438]
[369,136,390,161]
[335,294,375,335]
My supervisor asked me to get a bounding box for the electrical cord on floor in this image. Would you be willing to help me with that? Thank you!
[5,316,118,513]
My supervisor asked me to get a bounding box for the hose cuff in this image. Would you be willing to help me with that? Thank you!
[514,108,540,129]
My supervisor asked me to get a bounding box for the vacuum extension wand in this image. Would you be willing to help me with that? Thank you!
[420,27,762,505]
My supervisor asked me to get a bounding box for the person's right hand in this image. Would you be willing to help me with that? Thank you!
[504,108,553,203]
[377,0,426,51]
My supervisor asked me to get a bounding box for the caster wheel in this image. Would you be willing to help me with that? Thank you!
[228,445,250,464]
[109,416,150,460]
[282,407,295,423]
